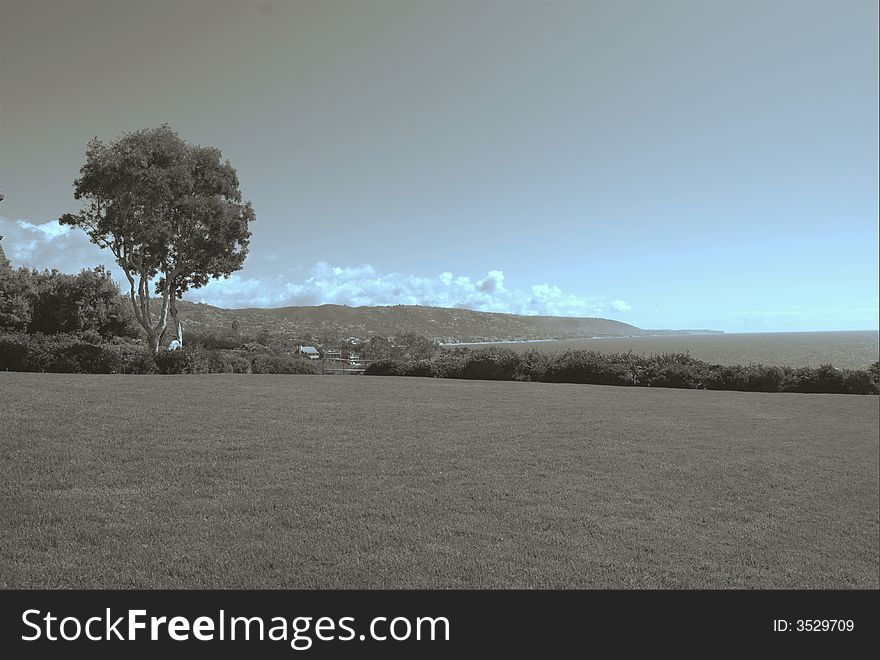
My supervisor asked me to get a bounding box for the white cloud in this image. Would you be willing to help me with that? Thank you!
[0,217,123,279]
[189,261,632,318]
[724,304,880,331]
[0,216,633,318]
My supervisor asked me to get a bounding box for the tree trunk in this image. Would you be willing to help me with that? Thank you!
[148,331,161,355]
[170,297,183,348]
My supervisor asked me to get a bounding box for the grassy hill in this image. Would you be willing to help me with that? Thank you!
[174,300,644,343]
[2,372,877,588]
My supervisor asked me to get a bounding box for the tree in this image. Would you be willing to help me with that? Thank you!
[0,267,37,332]
[363,335,394,360]
[393,332,440,360]
[0,266,139,338]
[60,125,255,353]
[30,267,140,338]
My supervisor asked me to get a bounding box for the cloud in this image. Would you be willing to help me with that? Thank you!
[0,217,123,279]
[724,304,880,331]
[0,217,633,318]
[191,263,632,317]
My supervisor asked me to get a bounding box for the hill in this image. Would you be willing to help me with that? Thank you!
[174,301,647,343]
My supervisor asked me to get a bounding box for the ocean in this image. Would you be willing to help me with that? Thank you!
[444,330,880,370]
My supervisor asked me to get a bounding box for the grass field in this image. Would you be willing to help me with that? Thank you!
[1,372,877,589]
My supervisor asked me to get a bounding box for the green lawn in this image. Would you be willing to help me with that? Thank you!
[1,372,877,588]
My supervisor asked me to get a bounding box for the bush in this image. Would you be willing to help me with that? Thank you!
[1,267,140,339]
[543,350,637,386]
[229,356,253,374]
[111,344,157,374]
[405,359,437,377]
[457,347,521,380]
[514,349,554,382]
[364,359,409,376]
[840,369,875,395]
[154,346,232,374]
[0,332,153,373]
[430,350,468,378]
[155,348,201,374]
[363,347,878,395]
[707,364,784,392]
[0,333,33,371]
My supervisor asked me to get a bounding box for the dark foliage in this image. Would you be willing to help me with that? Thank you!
[0,267,140,338]
[364,347,879,395]
[0,333,152,373]
[0,333,319,376]
[250,354,318,375]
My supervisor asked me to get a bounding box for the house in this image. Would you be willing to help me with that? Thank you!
[298,346,321,360]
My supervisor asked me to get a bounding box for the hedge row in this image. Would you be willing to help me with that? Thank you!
[0,333,317,375]
[364,347,880,395]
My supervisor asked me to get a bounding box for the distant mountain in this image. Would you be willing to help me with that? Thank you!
[174,301,653,343]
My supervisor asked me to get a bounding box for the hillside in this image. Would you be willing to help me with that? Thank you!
[174,301,645,343]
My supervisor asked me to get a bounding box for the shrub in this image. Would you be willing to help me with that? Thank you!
[1,267,140,339]
[0,333,33,371]
[0,269,37,333]
[362,347,877,395]
[155,348,201,374]
[780,364,844,394]
[457,347,521,380]
[229,356,253,374]
[250,354,317,374]
[111,344,157,374]
[840,369,875,395]
[0,332,150,374]
[430,350,469,378]
[514,349,554,382]
[707,364,784,392]
[405,359,437,377]
[364,359,410,376]
[543,350,635,386]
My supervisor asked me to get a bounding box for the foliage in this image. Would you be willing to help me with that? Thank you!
[392,332,440,360]
[250,354,318,375]
[364,359,413,377]
[0,268,37,332]
[0,333,321,375]
[59,124,255,353]
[362,336,394,360]
[364,347,878,395]
[0,333,153,373]
[30,267,140,338]
[0,267,139,338]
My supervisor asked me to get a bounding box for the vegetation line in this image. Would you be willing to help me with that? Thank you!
[364,348,880,395]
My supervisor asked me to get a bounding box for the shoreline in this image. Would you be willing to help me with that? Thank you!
[441,329,879,347]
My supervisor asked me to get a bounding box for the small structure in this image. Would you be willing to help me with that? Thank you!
[298,346,321,360]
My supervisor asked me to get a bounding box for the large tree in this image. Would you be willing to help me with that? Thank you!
[61,125,255,353]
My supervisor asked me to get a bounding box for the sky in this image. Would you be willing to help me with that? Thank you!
[1,0,877,332]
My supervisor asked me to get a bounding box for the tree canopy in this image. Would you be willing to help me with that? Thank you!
[60,124,255,353]
[0,266,139,338]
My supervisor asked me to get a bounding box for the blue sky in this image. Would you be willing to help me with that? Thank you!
[1,0,877,331]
